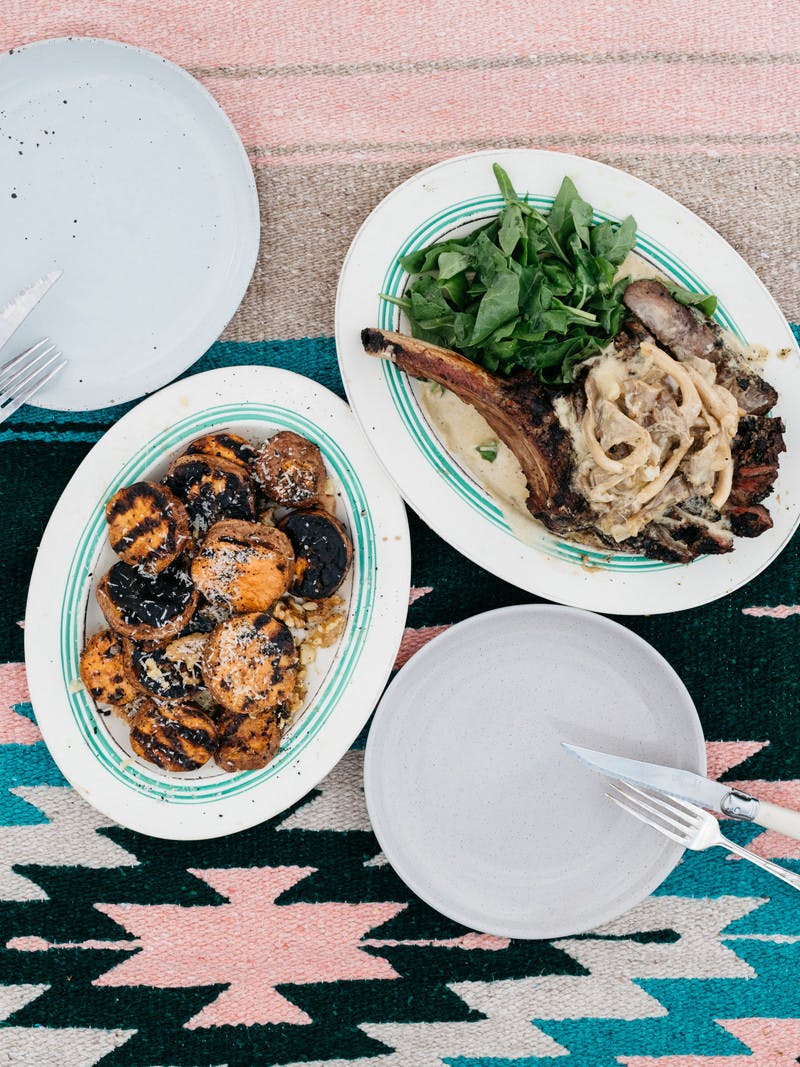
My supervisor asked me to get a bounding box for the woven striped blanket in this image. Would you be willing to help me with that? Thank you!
[2,3,800,1064]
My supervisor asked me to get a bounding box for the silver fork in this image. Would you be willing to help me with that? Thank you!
[608,780,800,892]
[0,339,67,423]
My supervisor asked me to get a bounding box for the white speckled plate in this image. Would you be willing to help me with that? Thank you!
[364,605,705,938]
[0,37,259,409]
[25,366,410,840]
[336,149,800,614]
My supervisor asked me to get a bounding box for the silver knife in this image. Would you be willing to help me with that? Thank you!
[563,742,800,843]
[0,270,62,351]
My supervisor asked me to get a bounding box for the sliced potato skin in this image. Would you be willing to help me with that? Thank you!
[105,481,190,574]
[215,709,282,771]
[190,520,295,613]
[278,509,353,599]
[79,629,138,708]
[164,454,256,537]
[202,612,298,715]
[96,561,198,645]
[129,698,217,771]
[183,432,256,468]
[122,634,206,702]
[253,431,327,507]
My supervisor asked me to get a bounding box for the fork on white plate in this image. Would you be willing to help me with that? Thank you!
[0,339,67,423]
[608,780,800,892]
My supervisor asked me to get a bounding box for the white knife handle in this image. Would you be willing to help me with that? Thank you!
[754,800,800,843]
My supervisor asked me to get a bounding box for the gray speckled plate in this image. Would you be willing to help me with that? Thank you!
[364,604,705,938]
[0,37,259,409]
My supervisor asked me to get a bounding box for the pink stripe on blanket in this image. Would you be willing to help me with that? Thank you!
[3,1,798,67]
[742,604,800,618]
[0,663,40,745]
[393,626,451,670]
[206,63,799,154]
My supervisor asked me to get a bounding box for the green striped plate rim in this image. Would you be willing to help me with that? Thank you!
[60,403,375,804]
[379,193,744,572]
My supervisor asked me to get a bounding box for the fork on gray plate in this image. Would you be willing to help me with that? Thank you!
[0,339,67,423]
[608,780,800,892]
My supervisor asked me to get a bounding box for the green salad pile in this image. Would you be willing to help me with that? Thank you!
[383,164,716,384]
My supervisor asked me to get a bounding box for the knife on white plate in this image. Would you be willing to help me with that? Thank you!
[0,270,62,351]
[563,742,800,842]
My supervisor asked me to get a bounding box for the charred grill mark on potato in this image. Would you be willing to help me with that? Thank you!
[129,698,217,771]
[183,432,257,468]
[105,481,190,574]
[190,520,295,613]
[253,431,328,507]
[202,612,298,715]
[215,709,283,772]
[79,629,138,708]
[96,561,198,644]
[278,510,353,599]
[164,454,256,538]
[123,633,206,702]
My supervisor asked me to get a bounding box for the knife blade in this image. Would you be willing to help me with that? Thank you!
[0,270,62,351]
[562,742,800,843]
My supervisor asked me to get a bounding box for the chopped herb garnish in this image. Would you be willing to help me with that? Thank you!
[476,440,498,462]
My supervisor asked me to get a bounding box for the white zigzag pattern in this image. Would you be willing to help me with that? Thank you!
[276,752,768,1066]
[0,1026,135,1067]
[0,786,138,901]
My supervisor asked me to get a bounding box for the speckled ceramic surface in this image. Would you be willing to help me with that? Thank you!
[0,37,259,409]
[364,604,706,938]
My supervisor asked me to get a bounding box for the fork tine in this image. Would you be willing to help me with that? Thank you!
[609,783,694,835]
[0,339,47,375]
[0,356,67,421]
[614,782,697,828]
[0,340,58,394]
[0,348,61,407]
[607,792,687,846]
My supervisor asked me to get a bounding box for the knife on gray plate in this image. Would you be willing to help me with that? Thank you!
[563,742,800,842]
[0,270,62,351]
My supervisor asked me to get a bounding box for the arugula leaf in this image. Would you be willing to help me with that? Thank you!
[471,271,520,345]
[437,251,471,280]
[498,203,525,257]
[662,282,718,319]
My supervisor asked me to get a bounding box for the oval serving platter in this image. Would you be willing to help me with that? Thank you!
[336,149,800,614]
[25,366,410,839]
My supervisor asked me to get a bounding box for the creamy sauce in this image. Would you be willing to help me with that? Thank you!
[418,381,548,545]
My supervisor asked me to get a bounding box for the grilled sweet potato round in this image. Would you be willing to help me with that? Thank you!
[105,481,190,574]
[215,709,283,772]
[202,612,298,715]
[164,454,256,538]
[278,509,353,599]
[183,431,257,468]
[190,520,295,613]
[253,431,328,508]
[129,698,217,771]
[123,633,206,702]
[96,561,198,645]
[79,629,138,708]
